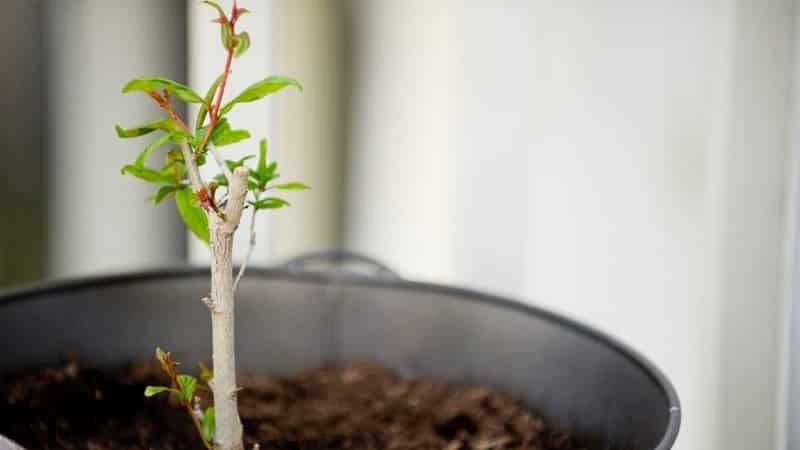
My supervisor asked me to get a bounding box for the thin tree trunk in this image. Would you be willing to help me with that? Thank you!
[209,222,243,450]
[207,166,249,450]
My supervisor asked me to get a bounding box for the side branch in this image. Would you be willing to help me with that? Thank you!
[232,206,257,292]
[179,139,205,192]
[209,144,234,182]
[222,166,249,233]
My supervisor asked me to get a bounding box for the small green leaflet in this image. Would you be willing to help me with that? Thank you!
[121,165,174,184]
[220,21,234,49]
[151,186,179,204]
[225,155,255,171]
[198,362,213,384]
[208,117,230,142]
[202,0,226,20]
[202,407,216,443]
[215,156,255,187]
[177,374,197,402]
[213,173,228,187]
[234,32,250,58]
[214,129,250,146]
[122,77,204,104]
[249,197,290,210]
[134,134,171,168]
[274,182,310,191]
[195,74,224,132]
[175,188,210,244]
[211,130,250,147]
[168,129,195,145]
[257,139,268,175]
[115,118,176,138]
[144,386,173,397]
[203,118,250,147]
[220,76,303,115]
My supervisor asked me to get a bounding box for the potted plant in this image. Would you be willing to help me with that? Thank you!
[0,2,680,449]
[114,1,308,448]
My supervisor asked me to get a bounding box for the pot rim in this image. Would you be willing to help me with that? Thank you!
[0,265,681,450]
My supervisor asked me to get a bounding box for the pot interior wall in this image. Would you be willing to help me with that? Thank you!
[0,270,677,449]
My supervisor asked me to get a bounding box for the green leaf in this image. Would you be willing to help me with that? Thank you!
[264,162,278,178]
[257,139,268,176]
[195,74,224,132]
[151,186,179,204]
[121,165,174,184]
[225,155,255,171]
[213,173,228,187]
[168,129,195,145]
[202,407,216,443]
[249,197,290,210]
[115,118,175,138]
[220,21,234,50]
[134,133,171,168]
[202,0,226,20]
[213,129,251,146]
[177,374,197,402]
[161,157,187,181]
[144,385,172,397]
[274,182,310,191]
[122,77,204,104]
[234,32,250,58]
[247,178,260,191]
[198,362,213,385]
[175,188,210,244]
[209,118,230,142]
[220,76,303,115]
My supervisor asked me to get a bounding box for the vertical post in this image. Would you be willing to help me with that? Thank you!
[46,0,187,278]
[0,0,44,286]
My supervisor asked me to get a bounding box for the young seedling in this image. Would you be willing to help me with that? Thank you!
[115,2,307,449]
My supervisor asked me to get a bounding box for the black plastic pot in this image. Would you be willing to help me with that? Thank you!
[0,251,679,449]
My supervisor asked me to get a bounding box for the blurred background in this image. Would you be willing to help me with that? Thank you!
[1,1,799,449]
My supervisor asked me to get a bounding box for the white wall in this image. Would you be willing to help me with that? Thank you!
[46,0,187,278]
[345,1,796,449]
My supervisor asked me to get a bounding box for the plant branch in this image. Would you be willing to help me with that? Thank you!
[209,143,234,182]
[212,4,238,121]
[164,97,192,135]
[197,10,238,157]
[149,91,193,136]
[167,371,213,450]
[179,140,204,192]
[232,200,257,293]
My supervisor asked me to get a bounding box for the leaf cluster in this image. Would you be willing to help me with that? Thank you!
[115,11,305,244]
[145,348,217,448]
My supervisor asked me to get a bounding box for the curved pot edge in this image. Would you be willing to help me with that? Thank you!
[0,265,681,450]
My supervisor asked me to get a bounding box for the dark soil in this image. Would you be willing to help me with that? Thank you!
[0,359,586,450]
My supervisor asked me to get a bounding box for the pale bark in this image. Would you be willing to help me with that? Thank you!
[208,166,249,450]
[179,138,248,450]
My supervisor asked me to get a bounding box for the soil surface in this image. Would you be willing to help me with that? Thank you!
[0,359,586,450]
